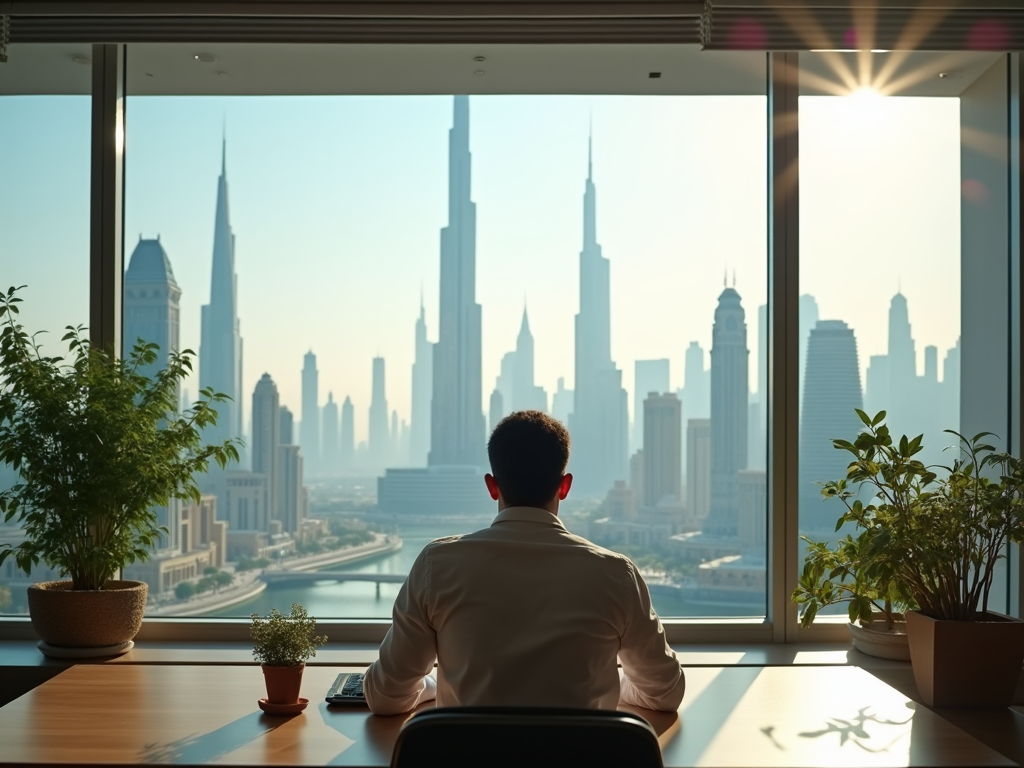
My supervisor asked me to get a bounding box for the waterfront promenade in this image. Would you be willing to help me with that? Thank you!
[145,534,403,617]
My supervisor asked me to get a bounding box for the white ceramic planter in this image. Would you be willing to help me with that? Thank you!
[848,612,910,661]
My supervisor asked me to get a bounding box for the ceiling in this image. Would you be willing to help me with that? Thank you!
[0,42,1002,97]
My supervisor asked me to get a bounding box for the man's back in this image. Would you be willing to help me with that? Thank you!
[364,506,685,714]
[427,508,634,708]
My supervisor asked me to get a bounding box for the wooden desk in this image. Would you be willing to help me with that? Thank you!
[0,664,1017,767]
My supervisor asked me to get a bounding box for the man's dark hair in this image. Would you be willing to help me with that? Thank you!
[487,410,571,507]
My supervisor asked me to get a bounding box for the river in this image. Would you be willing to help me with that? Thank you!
[210,522,755,620]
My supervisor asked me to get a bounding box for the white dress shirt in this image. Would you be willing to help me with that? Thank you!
[363,506,685,715]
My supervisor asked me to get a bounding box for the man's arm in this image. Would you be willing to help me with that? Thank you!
[617,560,686,711]
[363,547,439,716]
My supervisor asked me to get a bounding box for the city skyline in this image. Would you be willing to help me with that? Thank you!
[5,95,960,449]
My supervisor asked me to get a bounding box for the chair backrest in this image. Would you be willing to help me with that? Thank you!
[390,706,664,768]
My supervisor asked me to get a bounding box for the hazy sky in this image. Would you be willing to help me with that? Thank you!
[1,92,960,444]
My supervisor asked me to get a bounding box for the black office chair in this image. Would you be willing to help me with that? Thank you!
[389,706,664,768]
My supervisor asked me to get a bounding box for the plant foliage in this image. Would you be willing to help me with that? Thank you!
[0,285,241,591]
[250,603,328,667]
[793,409,1024,624]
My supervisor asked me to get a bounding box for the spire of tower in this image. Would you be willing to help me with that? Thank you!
[520,302,530,335]
[221,120,227,176]
[588,112,593,181]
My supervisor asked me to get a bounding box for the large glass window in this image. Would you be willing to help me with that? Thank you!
[121,46,769,620]
[0,45,92,615]
[797,51,1013,617]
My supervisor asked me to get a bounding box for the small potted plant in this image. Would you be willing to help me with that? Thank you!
[0,285,240,656]
[806,409,1024,707]
[251,603,328,715]
[794,529,916,660]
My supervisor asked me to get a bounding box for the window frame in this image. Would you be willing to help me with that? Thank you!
[0,38,1020,646]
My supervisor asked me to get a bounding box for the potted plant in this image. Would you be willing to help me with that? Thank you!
[808,409,1024,707]
[251,603,328,714]
[794,529,916,660]
[0,285,239,656]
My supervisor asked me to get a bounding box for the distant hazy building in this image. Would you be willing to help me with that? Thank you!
[633,359,671,454]
[489,389,504,435]
[252,373,281,525]
[708,286,749,537]
[200,138,243,453]
[322,393,339,473]
[683,342,710,420]
[409,299,434,467]
[799,294,820,413]
[300,351,320,474]
[570,130,628,497]
[737,469,767,553]
[276,444,305,534]
[377,466,491,515]
[430,95,486,468]
[494,308,547,419]
[642,392,682,508]
[340,396,354,468]
[686,419,711,529]
[124,236,182,554]
[551,377,574,427]
[369,356,390,468]
[279,406,294,445]
[217,471,269,533]
[800,320,863,533]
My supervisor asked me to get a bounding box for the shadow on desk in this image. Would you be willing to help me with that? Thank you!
[138,712,290,764]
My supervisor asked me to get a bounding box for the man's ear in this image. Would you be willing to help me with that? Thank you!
[484,473,501,501]
[557,473,573,501]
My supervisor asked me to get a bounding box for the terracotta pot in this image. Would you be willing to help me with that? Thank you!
[262,663,305,705]
[848,611,910,661]
[27,580,148,648]
[906,609,1024,708]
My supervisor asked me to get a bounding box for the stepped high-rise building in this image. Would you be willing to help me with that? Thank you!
[551,377,574,427]
[369,356,390,468]
[494,307,547,418]
[340,396,354,468]
[409,298,434,467]
[799,294,820,412]
[252,373,281,523]
[570,130,628,496]
[200,138,243,455]
[633,359,671,454]
[279,406,294,445]
[707,286,749,537]
[800,320,863,533]
[322,393,339,473]
[300,351,320,474]
[125,236,182,553]
[642,392,682,508]
[683,342,710,420]
[429,95,485,468]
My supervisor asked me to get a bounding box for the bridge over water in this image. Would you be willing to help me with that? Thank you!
[261,571,408,587]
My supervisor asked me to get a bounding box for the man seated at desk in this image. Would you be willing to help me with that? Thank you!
[364,410,686,715]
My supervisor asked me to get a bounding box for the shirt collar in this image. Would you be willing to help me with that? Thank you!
[492,506,566,530]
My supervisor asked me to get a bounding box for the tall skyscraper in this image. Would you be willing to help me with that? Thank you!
[340,396,354,468]
[800,320,863,533]
[300,351,320,474]
[409,298,434,467]
[642,392,682,508]
[886,292,918,436]
[798,294,820,412]
[279,405,294,445]
[200,138,243,453]
[369,356,390,468]
[683,342,710,420]
[707,286,749,537]
[277,444,305,534]
[686,418,712,528]
[570,129,628,496]
[252,373,281,524]
[429,95,485,468]
[489,389,504,434]
[125,236,182,553]
[633,359,670,454]
[322,393,339,473]
[495,307,547,416]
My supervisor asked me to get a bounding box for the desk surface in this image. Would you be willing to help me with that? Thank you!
[0,664,1018,768]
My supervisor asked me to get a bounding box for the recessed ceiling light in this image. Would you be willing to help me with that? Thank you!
[474,70,485,76]
[71,55,92,66]
[938,71,963,79]
[194,53,217,63]
[649,72,662,79]
[474,56,486,63]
